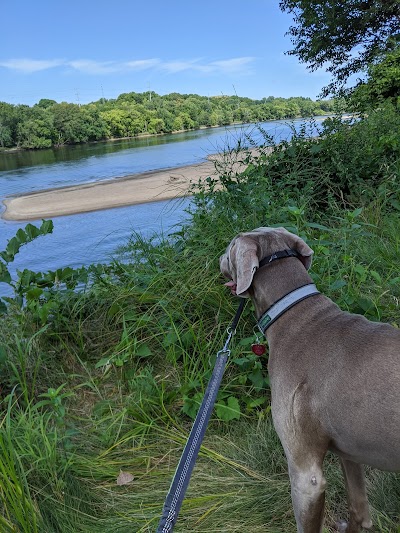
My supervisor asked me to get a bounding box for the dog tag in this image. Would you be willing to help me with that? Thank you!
[251,343,266,356]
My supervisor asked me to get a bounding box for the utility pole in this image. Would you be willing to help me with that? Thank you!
[232,84,240,108]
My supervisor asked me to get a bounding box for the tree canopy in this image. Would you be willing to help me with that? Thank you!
[0,92,335,150]
[280,0,400,96]
[350,47,400,110]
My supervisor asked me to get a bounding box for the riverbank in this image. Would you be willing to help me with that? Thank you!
[1,162,208,221]
[2,151,251,221]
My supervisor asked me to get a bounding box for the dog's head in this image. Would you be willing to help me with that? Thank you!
[219,227,314,297]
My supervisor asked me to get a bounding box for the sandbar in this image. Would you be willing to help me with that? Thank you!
[2,157,228,222]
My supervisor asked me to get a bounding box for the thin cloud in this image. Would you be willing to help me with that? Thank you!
[0,56,256,76]
[68,60,121,75]
[0,58,64,73]
[68,59,161,74]
[160,59,201,73]
[160,56,256,75]
[125,59,161,70]
[209,57,255,73]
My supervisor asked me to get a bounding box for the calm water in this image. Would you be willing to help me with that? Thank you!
[0,118,324,293]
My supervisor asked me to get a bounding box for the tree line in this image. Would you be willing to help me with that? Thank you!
[0,92,335,150]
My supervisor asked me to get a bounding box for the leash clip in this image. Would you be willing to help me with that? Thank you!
[217,327,234,357]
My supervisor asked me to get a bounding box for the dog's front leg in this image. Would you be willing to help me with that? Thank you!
[287,455,327,533]
[339,458,372,532]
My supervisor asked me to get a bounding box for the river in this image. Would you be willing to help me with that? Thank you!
[0,118,323,289]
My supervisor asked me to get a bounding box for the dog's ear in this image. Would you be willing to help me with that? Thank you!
[231,236,260,296]
[278,228,314,270]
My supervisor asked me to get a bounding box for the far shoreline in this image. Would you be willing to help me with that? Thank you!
[0,122,249,155]
[0,115,342,155]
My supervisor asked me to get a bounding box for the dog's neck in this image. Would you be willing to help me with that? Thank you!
[250,257,313,319]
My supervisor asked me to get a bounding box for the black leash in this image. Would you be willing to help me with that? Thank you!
[156,298,246,533]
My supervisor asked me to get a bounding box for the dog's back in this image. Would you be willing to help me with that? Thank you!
[268,293,400,472]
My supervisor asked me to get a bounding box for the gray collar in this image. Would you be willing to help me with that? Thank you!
[258,283,320,334]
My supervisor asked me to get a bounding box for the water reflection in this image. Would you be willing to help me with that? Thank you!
[0,125,247,172]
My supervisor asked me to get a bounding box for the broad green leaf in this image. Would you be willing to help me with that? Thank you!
[95,357,111,369]
[350,208,363,219]
[6,237,21,257]
[25,223,40,240]
[248,369,266,391]
[306,222,333,232]
[233,357,253,368]
[357,298,375,313]
[215,396,241,421]
[40,219,54,234]
[0,251,13,263]
[0,263,11,284]
[246,397,267,409]
[26,288,44,300]
[330,280,347,290]
[136,344,152,358]
[162,330,178,348]
[15,228,28,243]
[389,198,400,211]
[182,392,203,419]
[370,270,382,284]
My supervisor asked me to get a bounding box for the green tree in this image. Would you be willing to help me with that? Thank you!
[173,116,184,131]
[220,109,233,125]
[0,102,16,147]
[197,110,212,127]
[36,99,57,109]
[280,0,400,96]
[16,107,54,148]
[350,47,400,111]
[81,106,109,141]
[284,100,301,118]
[148,117,165,134]
[52,103,88,145]
[178,112,195,130]
[101,109,131,137]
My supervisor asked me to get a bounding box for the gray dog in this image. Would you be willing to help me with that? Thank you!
[220,227,400,533]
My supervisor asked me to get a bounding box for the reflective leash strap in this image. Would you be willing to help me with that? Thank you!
[156,298,246,533]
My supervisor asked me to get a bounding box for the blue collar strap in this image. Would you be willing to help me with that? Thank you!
[258,283,320,334]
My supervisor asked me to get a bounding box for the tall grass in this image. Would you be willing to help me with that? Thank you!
[1,109,400,531]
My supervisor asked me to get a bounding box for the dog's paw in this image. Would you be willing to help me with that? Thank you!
[334,519,349,532]
[333,517,373,532]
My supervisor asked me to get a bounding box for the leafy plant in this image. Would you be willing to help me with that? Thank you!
[0,220,54,313]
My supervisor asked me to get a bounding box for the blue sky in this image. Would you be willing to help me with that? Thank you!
[0,0,332,106]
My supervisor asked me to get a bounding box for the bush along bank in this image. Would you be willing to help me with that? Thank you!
[0,107,400,531]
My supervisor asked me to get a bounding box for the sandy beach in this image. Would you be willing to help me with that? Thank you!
[1,147,258,222]
[2,158,223,222]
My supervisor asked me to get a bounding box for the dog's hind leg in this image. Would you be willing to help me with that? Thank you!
[286,452,327,533]
[273,383,328,532]
[339,458,372,532]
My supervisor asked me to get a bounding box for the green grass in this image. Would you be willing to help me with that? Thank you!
[1,110,400,531]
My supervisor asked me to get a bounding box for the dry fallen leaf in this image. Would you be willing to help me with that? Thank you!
[116,470,134,486]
